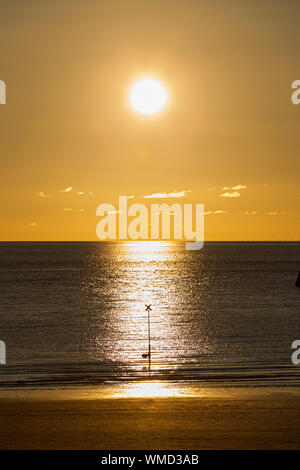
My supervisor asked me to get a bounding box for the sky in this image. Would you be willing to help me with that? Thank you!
[0,0,299,241]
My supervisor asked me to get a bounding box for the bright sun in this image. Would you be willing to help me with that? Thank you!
[129,78,168,115]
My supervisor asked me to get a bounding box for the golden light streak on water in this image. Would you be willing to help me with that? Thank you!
[112,381,191,397]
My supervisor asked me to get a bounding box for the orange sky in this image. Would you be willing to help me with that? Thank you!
[0,0,299,241]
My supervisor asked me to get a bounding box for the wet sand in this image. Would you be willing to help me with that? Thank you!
[1,391,300,449]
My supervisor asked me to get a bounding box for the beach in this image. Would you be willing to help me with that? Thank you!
[1,389,300,449]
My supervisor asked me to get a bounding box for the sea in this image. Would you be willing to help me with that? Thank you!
[0,241,300,391]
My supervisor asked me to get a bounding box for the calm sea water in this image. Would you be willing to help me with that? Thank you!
[0,242,300,389]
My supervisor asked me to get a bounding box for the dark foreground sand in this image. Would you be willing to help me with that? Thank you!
[1,392,300,449]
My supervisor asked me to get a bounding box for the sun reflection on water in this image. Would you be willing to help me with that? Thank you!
[121,241,175,262]
[95,241,186,369]
[112,381,194,398]
[85,241,211,375]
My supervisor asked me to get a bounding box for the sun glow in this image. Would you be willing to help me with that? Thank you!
[112,381,188,398]
[129,78,168,115]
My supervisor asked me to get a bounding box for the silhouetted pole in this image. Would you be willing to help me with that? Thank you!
[143,304,152,370]
[147,306,151,370]
[296,271,300,288]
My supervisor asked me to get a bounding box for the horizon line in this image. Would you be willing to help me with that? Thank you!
[0,240,299,244]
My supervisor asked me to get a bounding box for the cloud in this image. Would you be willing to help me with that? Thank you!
[204,210,226,215]
[77,191,84,195]
[241,210,258,215]
[64,208,88,213]
[27,222,37,227]
[62,187,72,193]
[37,191,50,198]
[267,211,287,216]
[223,184,247,191]
[144,190,191,199]
[220,191,241,198]
[219,184,247,198]
[208,186,216,191]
